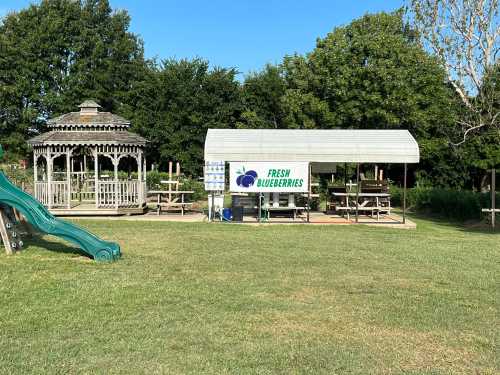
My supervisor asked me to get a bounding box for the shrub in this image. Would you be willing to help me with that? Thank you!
[391,186,500,221]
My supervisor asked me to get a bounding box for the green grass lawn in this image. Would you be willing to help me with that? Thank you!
[0,217,498,374]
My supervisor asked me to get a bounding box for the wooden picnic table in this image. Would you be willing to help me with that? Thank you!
[331,192,391,221]
[148,190,194,215]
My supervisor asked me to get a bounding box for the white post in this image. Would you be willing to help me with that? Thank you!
[143,156,147,200]
[33,153,38,184]
[66,150,71,209]
[138,151,143,205]
[114,151,119,209]
[47,150,52,209]
[94,148,99,208]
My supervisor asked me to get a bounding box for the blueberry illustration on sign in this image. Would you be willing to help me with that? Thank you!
[236,167,258,188]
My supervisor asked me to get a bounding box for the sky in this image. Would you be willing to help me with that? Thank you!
[1,0,404,78]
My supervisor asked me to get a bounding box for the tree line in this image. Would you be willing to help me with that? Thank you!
[0,0,498,188]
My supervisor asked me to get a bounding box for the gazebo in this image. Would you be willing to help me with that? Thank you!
[28,100,147,215]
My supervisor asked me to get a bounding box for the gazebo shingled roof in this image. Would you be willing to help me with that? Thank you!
[28,131,146,146]
[28,100,146,146]
[47,111,131,127]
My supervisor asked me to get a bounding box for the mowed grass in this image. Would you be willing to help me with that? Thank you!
[0,217,498,374]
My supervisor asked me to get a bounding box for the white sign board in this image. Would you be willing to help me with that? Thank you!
[229,162,309,193]
[204,161,225,191]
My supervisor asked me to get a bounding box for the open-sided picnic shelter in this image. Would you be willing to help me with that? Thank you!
[204,129,420,224]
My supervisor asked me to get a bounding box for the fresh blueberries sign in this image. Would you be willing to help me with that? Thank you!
[230,162,309,192]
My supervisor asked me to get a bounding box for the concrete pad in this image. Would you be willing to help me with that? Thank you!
[64,210,416,229]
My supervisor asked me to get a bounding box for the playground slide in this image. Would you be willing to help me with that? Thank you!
[0,172,120,261]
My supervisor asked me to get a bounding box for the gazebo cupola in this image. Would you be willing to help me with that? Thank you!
[28,100,147,215]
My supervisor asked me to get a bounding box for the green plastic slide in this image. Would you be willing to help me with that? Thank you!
[0,171,121,261]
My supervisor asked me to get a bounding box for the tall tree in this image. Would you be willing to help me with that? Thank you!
[0,0,145,158]
[280,11,467,186]
[238,64,286,129]
[123,59,242,176]
[408,0,500,146]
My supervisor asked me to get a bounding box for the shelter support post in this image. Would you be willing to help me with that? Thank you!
[258,193,262,223]
[355,163,360,223]
[211,192,215,222]
[403,163,407,224]
[307,163,311,223]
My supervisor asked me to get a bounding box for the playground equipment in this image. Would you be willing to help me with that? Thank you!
[0,147,120,261]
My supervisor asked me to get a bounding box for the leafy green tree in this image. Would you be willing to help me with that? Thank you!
[0,0,145,157]
[281,11,468,187]
[123,59,242,176]
[238,64,286,129]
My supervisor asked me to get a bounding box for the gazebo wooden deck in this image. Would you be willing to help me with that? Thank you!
[28,100,147,216]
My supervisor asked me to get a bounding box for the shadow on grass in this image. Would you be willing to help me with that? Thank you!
[24,234,92,259]
[406,210,500,234]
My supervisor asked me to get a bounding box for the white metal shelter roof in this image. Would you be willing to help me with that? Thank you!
[205,129,419,163]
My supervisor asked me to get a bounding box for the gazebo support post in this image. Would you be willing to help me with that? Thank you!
[403,163,407,224]
[94,148,99,208]
[114,150,119,209]
[355,163,360,223]
[66,150,71,209]
[138,151,143,205]
[33,154,38,184]
[47,150,52,209]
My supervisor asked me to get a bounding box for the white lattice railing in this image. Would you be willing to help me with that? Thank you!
[35,181,69,207]
[52,181,68,207]
[97,180,144,208]
[36,180,145,209]
[35,182,49,206]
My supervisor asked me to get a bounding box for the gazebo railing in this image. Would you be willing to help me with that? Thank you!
[35,181,68,207]
[35,179,145,209]
[97,180,144,208]
[35,182,49,206]
[52,181,69,207]
[71,174,95,202]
